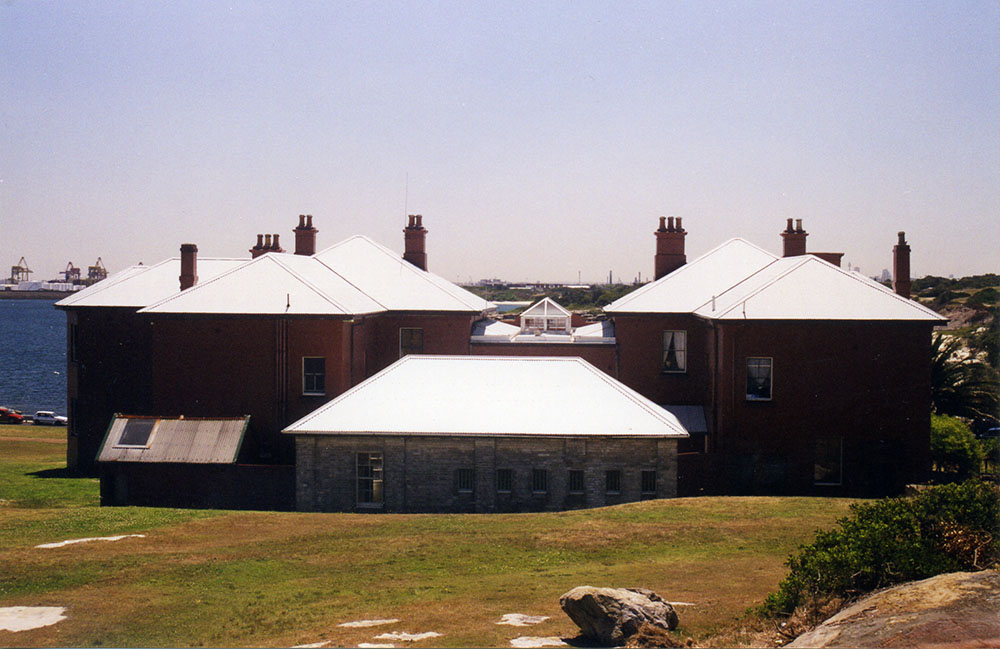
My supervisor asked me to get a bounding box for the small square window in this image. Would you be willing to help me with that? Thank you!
[662,331,687,373]
[641,470,657,496]
[115,418,157,448]
[747,357,772,401]
[605,469,622,495]
[531,468,548,494]
[496,468,513,493]
[303,357,326,395]
[568,470,585,495]
[455,468,475,494]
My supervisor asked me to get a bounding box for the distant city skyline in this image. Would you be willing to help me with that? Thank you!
[3,1,998,284]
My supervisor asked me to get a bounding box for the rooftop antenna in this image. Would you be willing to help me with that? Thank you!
[404,172,409,218]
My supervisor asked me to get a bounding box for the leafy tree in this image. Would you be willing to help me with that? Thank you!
[931,334,999,426]
[930,414,984,481]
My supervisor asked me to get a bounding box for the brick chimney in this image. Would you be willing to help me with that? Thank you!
[179,243,198,290]
[781,218,808,257]
[654,216,687,280]
[403,214,427,271]
[294,214,318,256]
[893,231,911,299]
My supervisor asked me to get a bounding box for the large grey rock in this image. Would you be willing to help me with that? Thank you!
[559,586,679,646]
[788,570,1000,648]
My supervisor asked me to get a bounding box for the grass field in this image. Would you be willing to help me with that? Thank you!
[0,423,858,648]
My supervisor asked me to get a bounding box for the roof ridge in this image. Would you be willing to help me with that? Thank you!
[140,255,269,312]
[268,255,357,313]
[607,238,777,311]
[704,256,805,317]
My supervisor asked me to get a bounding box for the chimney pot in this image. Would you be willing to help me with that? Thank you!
[179,243,198,290]
[786,218,794,232]
[306,214,313,228]
[795,218,804,233]
[676,217,683,231]
[658,216,667,232]
[667,216,675,231]
[272,234,281,250]
[415,214,423,228]
[298,214,305,227]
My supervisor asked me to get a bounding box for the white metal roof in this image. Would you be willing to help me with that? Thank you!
[140,253,384,316]
[521,297,571,318]
[572,320,616,341]
[471,318,522,339]
[55,258,247,309]
[692,255,945,321]
[605,238,778,314]
[605,237,943,322]
[284,355,688,438]
[314,235,493,313]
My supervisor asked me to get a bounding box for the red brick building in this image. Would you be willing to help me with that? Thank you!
[59,213,943,507]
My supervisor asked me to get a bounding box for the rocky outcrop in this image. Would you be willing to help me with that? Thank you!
[789,570,1000,648]
[559,586,678,646]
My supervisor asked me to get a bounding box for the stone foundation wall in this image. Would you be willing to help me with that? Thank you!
[295,435,678,513]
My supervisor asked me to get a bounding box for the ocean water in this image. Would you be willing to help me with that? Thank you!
[0,299,67,415]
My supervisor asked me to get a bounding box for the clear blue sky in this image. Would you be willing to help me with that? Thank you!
[3,1,998,284]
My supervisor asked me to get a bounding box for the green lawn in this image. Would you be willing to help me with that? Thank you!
[0,424,857,648]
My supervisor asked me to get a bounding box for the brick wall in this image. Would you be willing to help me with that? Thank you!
[295,434,678,513]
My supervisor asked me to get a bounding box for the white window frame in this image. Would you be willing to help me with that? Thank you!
[114,418,160,449]
[357,452,384,507]
[302,356,326,396]
[662,330,687,373]
[746,357,773,401]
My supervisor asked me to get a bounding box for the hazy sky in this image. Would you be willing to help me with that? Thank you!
[3,1,998,284]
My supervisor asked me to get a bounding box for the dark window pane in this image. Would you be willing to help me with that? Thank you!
[568,470,585,494]
[117,419,156,447]
[605,470,622,494]
[496,468,513,493]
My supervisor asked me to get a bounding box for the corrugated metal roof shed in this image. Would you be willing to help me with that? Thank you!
[97,415,249,464]
[284,355,688,438]
[56,258,247,309]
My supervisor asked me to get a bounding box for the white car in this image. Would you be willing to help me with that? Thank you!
[33,411,68,426]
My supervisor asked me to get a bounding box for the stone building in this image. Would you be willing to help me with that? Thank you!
[286,355,687,513]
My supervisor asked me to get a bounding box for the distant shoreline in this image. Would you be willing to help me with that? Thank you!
[0,291,71,300]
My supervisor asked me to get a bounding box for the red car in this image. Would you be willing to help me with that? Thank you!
[0,407,25,424]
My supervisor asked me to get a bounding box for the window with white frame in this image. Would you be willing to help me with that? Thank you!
[302,357,326,395]
[662,331,687,373]
[399,328,424,357]
[357,452,384,506]
[746,357,773,401]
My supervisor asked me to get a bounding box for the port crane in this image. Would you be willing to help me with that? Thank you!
[10,257,32,283]
[63,262,81,282]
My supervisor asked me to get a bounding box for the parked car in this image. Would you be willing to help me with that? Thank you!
[0,406,25,424]
[33,411,68,426]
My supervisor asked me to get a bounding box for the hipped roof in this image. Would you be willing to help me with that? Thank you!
[606,238,943,322]
[284,355,688,438]
[55,258,247,309]
[126,235,492,316]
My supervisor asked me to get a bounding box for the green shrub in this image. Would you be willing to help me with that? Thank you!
[967,287,1000,307]
[931,414,984,481]
[759,481,1000,616]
